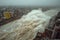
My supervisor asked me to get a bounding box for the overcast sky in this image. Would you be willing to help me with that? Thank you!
[0,0,60,7]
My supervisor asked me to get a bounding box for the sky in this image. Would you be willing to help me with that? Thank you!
[0,0,60,7]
